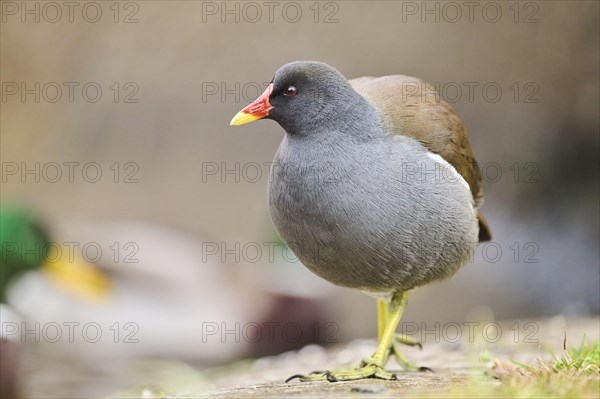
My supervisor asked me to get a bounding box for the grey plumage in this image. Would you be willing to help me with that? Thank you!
[265,61,480,297]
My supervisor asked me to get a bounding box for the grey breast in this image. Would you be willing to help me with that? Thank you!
[268,131,479,295]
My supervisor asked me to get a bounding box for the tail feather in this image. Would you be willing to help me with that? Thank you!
[477,212,492,242]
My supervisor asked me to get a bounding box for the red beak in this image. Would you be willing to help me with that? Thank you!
[230,84,274,126]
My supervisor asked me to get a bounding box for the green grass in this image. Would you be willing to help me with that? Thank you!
[421,337,600,399]
[553,335,600,375]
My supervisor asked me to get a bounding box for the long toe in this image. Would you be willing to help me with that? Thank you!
[285,364,398,383]
[395,333,423,350]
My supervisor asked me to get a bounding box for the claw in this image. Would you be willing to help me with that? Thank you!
[418,366,434,373]
[324,370,338,382]
[285,374,304,383]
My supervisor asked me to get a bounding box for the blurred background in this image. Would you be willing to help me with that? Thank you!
[1,1,598,397]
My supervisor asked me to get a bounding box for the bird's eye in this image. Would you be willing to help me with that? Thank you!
[283,86,297,97]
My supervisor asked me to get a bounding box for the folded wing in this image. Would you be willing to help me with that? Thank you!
[351,75,491,241]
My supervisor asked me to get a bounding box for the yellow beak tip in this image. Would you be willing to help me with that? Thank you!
[230,111,263,126]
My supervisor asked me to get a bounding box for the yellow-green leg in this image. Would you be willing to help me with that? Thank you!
[379,300,421,349]
[377,299,389,342]
[286,291,411,382]
[374,297,431,372]
[367,297,420,370]
[365,293,423,369]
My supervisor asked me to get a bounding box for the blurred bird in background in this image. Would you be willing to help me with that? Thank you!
[1,206,111,398]
[1,206,332,397]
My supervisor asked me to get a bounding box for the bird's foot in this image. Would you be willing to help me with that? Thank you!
[356,335,430,372]
[286,336,431,383]
[285,362,398,383]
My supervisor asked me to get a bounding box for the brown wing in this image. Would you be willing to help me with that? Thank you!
[351,75,491,241]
